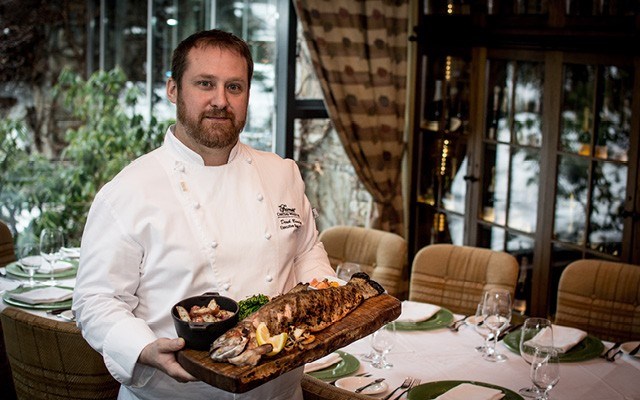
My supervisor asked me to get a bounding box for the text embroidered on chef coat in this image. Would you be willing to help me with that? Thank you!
[277,203,302,230]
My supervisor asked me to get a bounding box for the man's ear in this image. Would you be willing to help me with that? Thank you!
[166,78,177,104]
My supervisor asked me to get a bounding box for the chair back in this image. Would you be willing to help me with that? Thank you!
[409,244,519,315]
[302,374,372,400]
[555,259,640,342]
[1,307,120,400]
[318,225,407,298]
[0,220,16,268]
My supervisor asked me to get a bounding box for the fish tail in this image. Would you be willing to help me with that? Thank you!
[347,272,385,298]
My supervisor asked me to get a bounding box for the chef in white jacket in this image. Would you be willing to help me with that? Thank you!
[72,29,335,400]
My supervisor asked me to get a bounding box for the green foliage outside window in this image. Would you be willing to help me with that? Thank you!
[0,68,169,246]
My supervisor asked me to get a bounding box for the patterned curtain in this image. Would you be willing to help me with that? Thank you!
[294,0,409,235]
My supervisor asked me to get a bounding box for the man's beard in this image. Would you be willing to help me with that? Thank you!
[176,96,245,149]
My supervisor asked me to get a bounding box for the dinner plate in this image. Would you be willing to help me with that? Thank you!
[620,341,640,358]
[5,260,78,279]
[2,285,74,310]
[407,380,524,399]
[502,330,604,362]
[395,308,454,331]
[335,376,388,395]
[307,351,360,380]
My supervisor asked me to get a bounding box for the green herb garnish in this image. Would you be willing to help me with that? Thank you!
[238,294,270,320]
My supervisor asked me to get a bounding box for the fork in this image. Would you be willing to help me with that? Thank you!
[392,378,421,400]
[382,377,412,400]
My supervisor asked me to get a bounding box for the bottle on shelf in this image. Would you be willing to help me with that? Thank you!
[424,79,443,132]
[487,85,501,140]
[513,256,529,315]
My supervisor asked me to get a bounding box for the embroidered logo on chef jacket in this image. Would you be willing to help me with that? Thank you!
[277,203,302,230]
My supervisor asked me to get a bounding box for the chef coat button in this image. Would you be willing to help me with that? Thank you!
[174,162,185,172]
[210,241,218,248]
[264,233,272,240]
[223,283,230,290]
[265,275,273,282]
[257,194,264,201]
[193,202,200,209]
[246,157,252,164]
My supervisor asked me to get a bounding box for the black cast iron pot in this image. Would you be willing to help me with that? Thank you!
[171,292,239,350]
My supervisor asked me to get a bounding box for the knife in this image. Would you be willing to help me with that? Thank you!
[628,343,640,356]
[354,378,385,393]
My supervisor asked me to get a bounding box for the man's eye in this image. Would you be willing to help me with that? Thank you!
[198,81,213,87]
[227,83,242,93]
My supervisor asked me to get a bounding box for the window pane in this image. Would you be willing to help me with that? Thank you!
[560,64,596,155]
[596,66,632,162]
[554,154,589,244]
[508,147,539,233]
[486,60,513,142]
[589,161,626,255]
[514,62,543,147]
[295,22,324,99]
[293,119,372,231]
[477,224,505,251]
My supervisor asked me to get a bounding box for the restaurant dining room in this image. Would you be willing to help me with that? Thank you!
[0,0,639,399]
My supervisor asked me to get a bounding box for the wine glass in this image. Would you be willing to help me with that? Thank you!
[530,347,560,400]
[359,333,380,363]
[467,299,492,355]
[482,288,512,362]
[519,318,554,397]
[40,228,64,286]
[370,322,395,369]
[335,262,361,282]
[17,242,42,286]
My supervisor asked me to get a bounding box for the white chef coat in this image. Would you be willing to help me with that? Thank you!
[73,127,335,400]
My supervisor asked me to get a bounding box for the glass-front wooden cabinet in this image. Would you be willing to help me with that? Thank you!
[408,0,640,317]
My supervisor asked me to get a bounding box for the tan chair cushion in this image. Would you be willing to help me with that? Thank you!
[555,259,640,342]
[318,225,407,298]
[409,244,519,315]
[0,220,16,268]
[1,307,119,400]
[302,374,372,400]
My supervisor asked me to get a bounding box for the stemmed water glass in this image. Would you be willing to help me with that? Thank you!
[468,298,492,355]
[18,242,42,287]
[40,228,64,286]
[482,288,512,362]
[370,322,395,369]
[530,347,560,399]
[335,262,361,282]
[519,318,554,397]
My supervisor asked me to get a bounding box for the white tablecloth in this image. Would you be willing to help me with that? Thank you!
[337,316,639,399]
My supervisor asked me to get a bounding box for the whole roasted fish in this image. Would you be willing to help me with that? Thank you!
[210,272,385,366]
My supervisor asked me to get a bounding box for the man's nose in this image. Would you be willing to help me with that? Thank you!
[208,86,229,109]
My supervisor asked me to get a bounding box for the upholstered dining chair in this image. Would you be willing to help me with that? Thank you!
[318,225,408,299]
[1,307,120,400]
[0,219,16,268]
[302,374,372,400]
[0,219,17,399]
[409,244,519,316]
[555,259,640,343]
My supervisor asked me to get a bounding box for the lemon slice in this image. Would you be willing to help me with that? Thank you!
[266,332,288,356]
[255,322,288,356]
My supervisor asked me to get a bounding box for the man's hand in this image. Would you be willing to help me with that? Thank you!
[138,338,197,383]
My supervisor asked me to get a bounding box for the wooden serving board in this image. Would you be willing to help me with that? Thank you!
[177,293,401,393]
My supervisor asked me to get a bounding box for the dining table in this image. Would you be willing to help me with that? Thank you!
[306,306,640,400]
[0,252,79,321]
[2,267,639,399]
